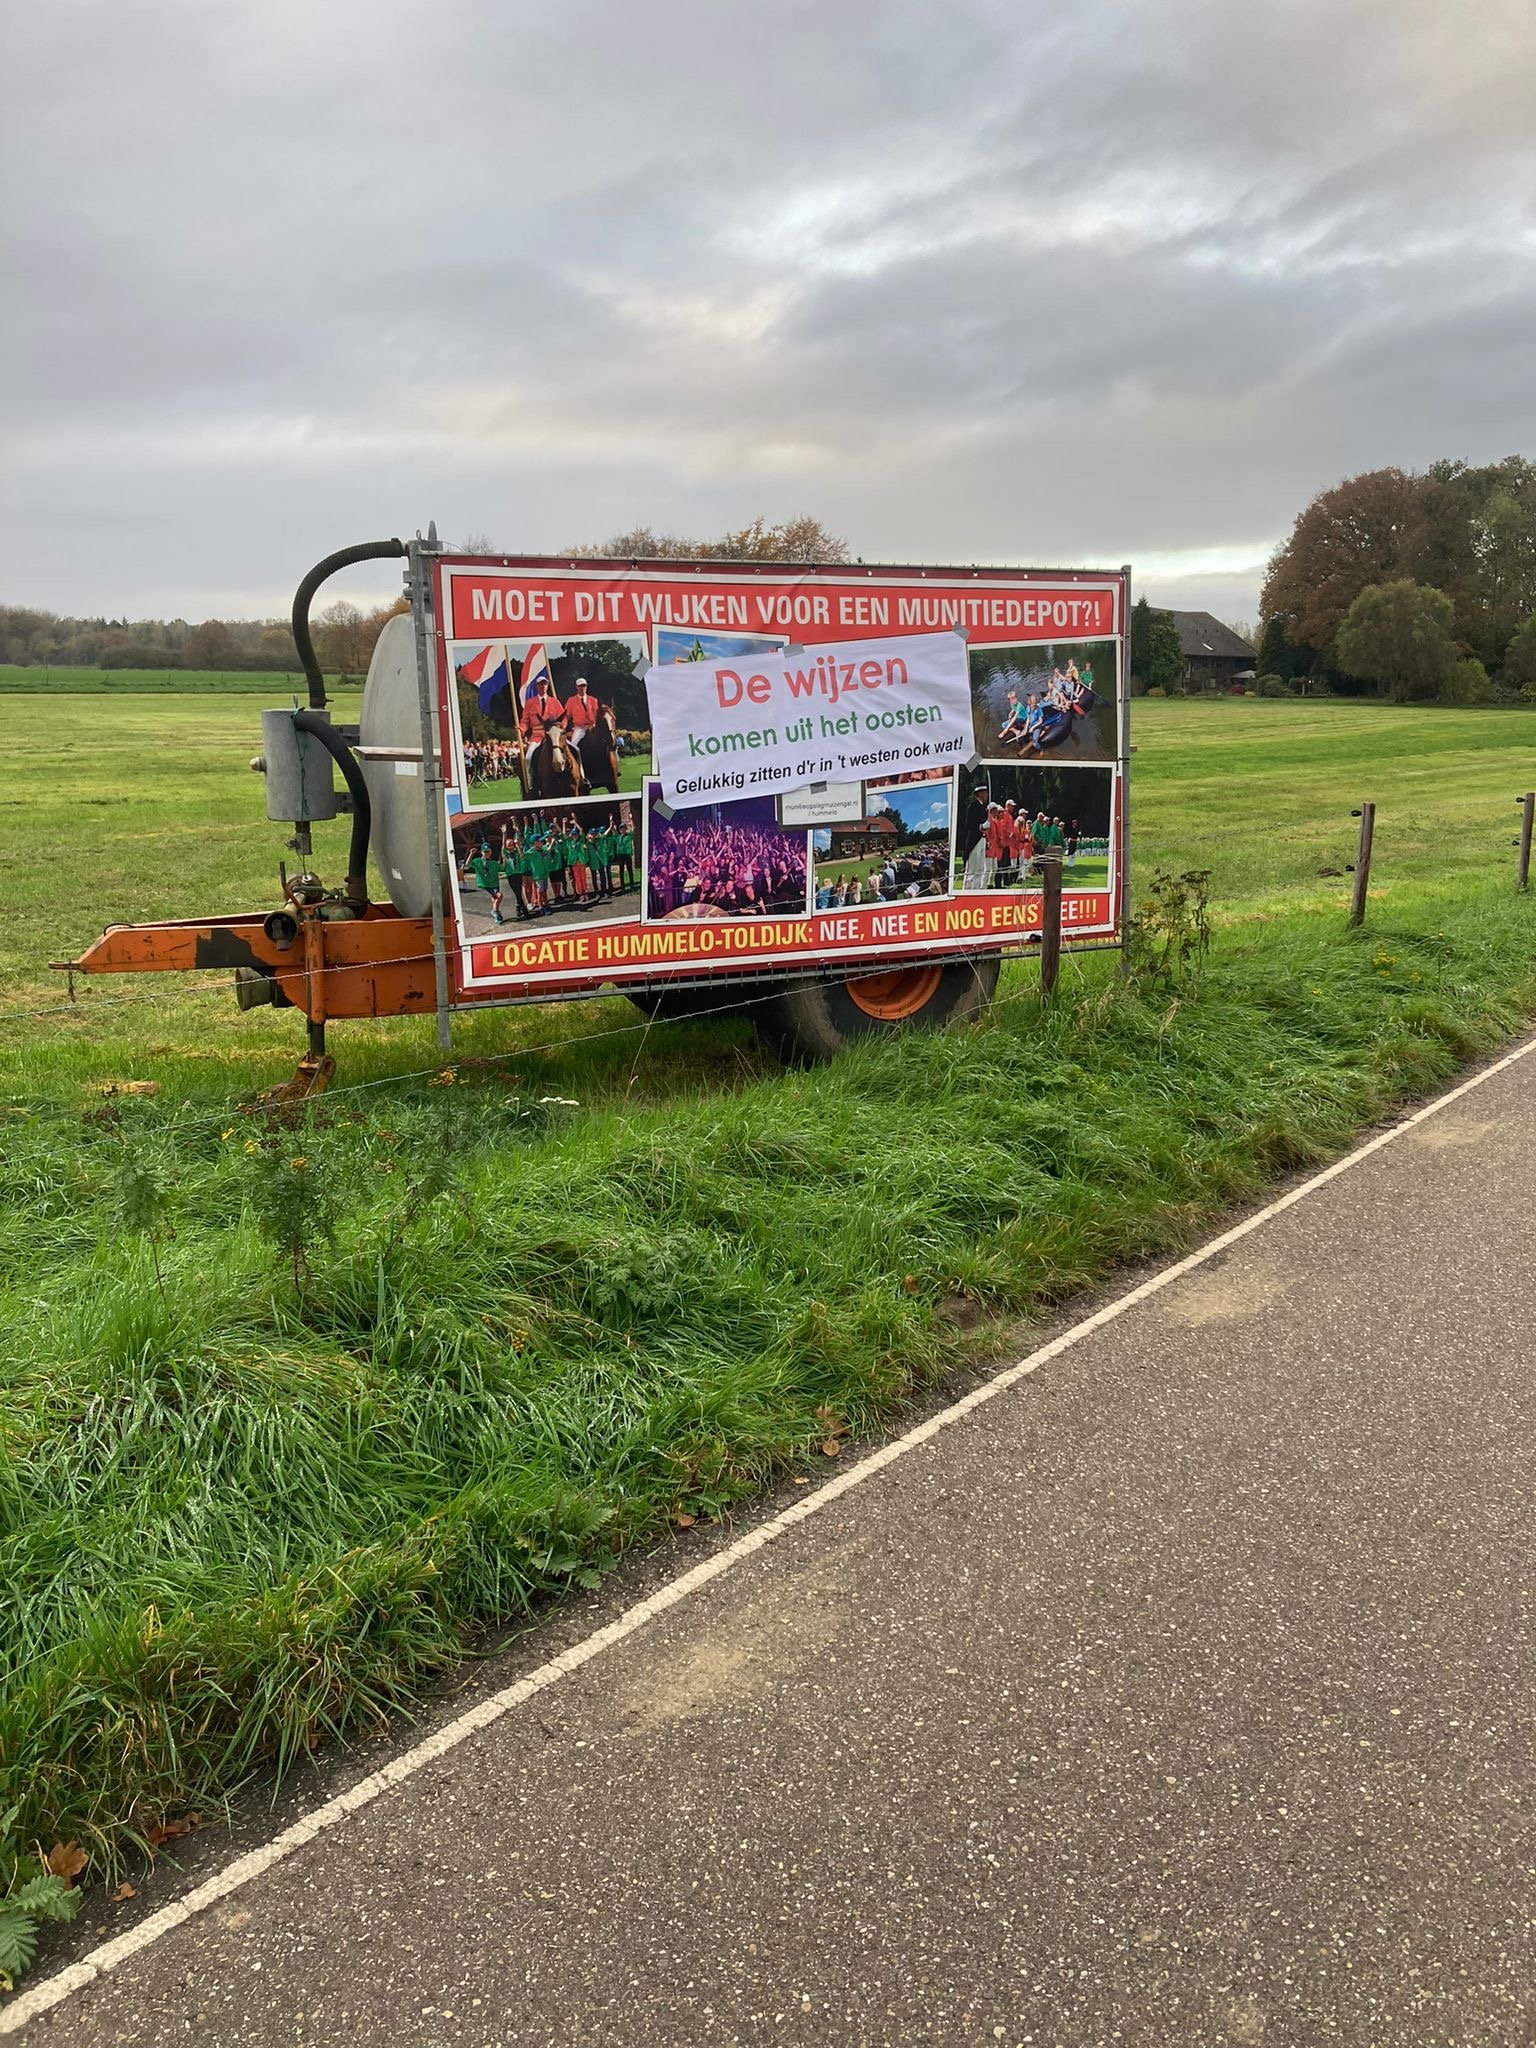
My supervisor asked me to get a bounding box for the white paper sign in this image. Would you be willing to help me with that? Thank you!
[777,782,865,827]
[646,630,972,808]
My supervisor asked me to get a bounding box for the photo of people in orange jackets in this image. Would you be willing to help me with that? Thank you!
[954,764,1114,892]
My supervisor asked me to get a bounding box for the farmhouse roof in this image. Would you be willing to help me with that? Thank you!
[1166,611,1254,660]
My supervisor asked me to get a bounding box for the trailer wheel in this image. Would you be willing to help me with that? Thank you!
[754,955,1000,1064]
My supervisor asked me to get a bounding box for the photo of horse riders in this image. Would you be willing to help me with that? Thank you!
[954,763,1114,893]
[645,787,809,921]
[452,635,652,805]
[451,798,640,940]
[968,638,1118,765]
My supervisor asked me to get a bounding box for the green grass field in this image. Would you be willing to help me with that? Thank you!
[945,854,1113,892]
[3,691,1536,1930]
[0,665,360,697]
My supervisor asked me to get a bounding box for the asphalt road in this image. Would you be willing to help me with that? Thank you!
[25,1048,1536,2046]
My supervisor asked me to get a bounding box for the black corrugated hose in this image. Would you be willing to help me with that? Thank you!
[291,537,405,710]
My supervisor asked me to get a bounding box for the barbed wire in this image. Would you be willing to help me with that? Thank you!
[0,939,1096,1138]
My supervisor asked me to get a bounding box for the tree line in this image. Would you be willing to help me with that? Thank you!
[0,519,850,676]
[1258,455,1536,702]
[0,599,409,678]
[19,486,1526,705]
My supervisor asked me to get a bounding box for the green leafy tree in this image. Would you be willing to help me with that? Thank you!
[1502,615,1536,694]
[1441,655,1494,706]
[1146,606,1187,696]
[1130,597,1185,694]
[1335,580,1458,702]
[1257,618,1292,679]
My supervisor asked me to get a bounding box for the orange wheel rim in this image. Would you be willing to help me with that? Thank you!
[845,965,944,1021]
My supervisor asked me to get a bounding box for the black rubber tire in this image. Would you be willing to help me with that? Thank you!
[752,955,1001,1064]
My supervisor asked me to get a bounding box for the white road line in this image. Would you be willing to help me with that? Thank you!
[6,1031,1534,2035]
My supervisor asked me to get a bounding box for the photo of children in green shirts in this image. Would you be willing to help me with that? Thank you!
[451,799,640,940]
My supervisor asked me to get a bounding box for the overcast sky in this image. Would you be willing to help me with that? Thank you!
[2,0,1532,625]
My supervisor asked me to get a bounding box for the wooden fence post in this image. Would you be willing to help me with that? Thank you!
[1037,851,1063,996]
[1517,793,1534,892]
[1348,803,1375,927]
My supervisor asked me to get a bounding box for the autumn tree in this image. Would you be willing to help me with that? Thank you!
[567,516,850,563]
[358,598,410,671]
[1262,456,1536,675]
[184,618,237,670]
[1334,580,1458,702]
[315,599,366,676]
[1260,468,1432,654]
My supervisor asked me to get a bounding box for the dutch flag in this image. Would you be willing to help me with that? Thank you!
[518,641,553,707]
[460,643,511,712]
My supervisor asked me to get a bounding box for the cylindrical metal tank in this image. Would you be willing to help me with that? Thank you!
[357,612,445,916]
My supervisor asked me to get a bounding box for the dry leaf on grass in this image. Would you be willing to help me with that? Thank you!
[144,1813,201,1849]
[815,1404,849,1456]
[98,1080,160,1098]
[45,1842,88,1883]
[110,1882,137,1902]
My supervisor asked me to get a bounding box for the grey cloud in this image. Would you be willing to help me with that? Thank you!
[1,0,1532,620]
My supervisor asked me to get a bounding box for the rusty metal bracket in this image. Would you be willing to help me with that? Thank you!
[243,1050,337,1114]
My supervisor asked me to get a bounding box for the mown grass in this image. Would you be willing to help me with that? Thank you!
[0,665,356,696]
[2,691,1534,1901]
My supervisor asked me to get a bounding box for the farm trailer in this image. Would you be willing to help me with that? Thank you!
[57,535,1131,1089]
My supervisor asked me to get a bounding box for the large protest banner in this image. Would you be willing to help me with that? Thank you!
[645,630,972,806]
[430,556,1127,997]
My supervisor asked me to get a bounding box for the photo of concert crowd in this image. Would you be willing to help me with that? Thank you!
[645,788,809,921]
[954,764,1113,893]
[968,639,1118,764]
[451,635,651,805]
[451,798,639,939]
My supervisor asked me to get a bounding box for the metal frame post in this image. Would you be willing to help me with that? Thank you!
[407,532,454,1051]
[1037,851,1064,998]
[1118,562,1133,974]
[1518,792,1534,891]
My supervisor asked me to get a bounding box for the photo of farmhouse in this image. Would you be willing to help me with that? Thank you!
[812,778,953,907]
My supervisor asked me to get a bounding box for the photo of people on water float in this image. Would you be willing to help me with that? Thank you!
[645,787,810,921]
[451,798,640,939]
[450,635,652,805]
[968,639,1118,765]
[954,764,1114,894]
[811,776,953,910]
